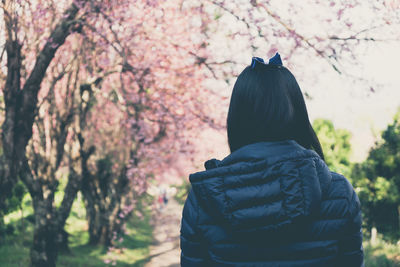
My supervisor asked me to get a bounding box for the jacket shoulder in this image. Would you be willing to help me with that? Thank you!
[324,172,361,218]
[326,172,354,198]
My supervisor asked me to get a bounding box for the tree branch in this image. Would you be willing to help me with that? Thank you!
[20,0,88,149]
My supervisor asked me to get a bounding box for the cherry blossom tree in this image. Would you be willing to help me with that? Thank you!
[1,0,215,265]
[75,0,219,247]
[0,1,94,265]
[0,0,85,212]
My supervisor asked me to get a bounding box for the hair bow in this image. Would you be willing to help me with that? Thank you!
[250,52,283,69]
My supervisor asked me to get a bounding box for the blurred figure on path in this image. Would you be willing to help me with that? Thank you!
[158,193,164,211]
[156,184,171,211]
[163,191,169,205]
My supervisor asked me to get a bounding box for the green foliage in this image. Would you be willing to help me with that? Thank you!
[0,181,27,239]
[313,118,352,178]
[0,190,154,266]
[364,237,400,267]
[5,182,26,213]
[352,111,400,240]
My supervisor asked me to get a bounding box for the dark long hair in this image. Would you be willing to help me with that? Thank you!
[227,64,324,159]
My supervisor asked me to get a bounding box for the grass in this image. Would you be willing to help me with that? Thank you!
[0,192,154,267]
[364,238,400,267]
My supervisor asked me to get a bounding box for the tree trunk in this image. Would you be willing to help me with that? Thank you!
[30,211,70,266]
[85,200,122,247]
[81,159,129,247]
[0,34,23,210]
[20,166,81,267]
[85,200,102,245]
[80,147,106,245]
[82,184,115,247]
[398,204,400,233]
[0,210,5,244]
[29,193,79,266]
[57,229,71,253]
[86,206,113,247]
[370,226,377,246]
[30,201,58,267]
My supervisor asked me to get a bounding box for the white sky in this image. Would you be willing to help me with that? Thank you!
[202,2,400,162]
[305,41,400,161]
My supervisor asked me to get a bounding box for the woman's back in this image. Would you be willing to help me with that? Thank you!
[180,141,363,266]
[180,53,363,266]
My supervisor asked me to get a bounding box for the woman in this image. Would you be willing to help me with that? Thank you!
[180,53,364,266]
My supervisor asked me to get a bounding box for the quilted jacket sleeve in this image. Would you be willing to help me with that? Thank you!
[337,185,364,267]
[180,189,209,266]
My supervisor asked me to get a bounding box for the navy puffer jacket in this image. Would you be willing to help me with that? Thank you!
[180,140,363,266]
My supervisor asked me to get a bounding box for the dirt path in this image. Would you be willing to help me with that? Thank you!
[144,198,182,267]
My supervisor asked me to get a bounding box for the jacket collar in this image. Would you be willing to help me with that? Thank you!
[204,140,313,170]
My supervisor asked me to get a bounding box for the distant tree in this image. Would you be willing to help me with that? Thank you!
[71,0,216,248]
[352,111,400,239]
[313,118,352,178]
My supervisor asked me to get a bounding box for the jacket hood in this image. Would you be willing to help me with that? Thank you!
[189,140,332,237]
